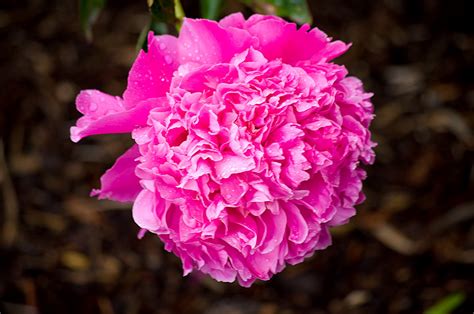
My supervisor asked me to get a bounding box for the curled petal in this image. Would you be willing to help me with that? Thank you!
[259,208,287,254]
[70,90,161,142]
[91,144,141,202]
[285,202,309,244]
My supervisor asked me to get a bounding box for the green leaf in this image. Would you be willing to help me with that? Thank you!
[200,0,224,20]
[79,0,106,41]
[424,292,466,314]
[148,0,185,32]
[243,0,312,24]
[136,18,170,52]
[174,0,185,30]
[149,0,175,23]
[136,19,151,52]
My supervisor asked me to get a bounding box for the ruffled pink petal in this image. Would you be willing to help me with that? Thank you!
[91,144,142,202]
[214,154,256,179]
[220,175,248,205]
[123,33,178,106]
[285,202,309,244]
[178,18,253,65]
[259,209,287,254]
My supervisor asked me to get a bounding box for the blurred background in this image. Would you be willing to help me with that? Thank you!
[0,0,473,313]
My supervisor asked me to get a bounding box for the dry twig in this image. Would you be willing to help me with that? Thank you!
[0,139,19,247]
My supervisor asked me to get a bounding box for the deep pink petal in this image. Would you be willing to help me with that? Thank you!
[123,33,178,106]
[91,144,141,202]
[245,18,350,64]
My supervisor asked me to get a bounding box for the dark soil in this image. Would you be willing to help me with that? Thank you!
[0,0,473,313]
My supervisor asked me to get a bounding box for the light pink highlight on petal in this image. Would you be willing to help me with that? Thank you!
[178,18,253,65]
[132,189,159,231]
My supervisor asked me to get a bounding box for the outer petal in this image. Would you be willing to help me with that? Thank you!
[123,33,178,106]
[178,18,253,65]
[245,17,350,64]
[328,206,356,226]
[91,144,141,202]
[70,91,162,142]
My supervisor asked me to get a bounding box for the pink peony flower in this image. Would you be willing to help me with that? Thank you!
[71,13,375,287]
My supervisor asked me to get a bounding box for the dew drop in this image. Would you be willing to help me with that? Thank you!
[159,42,166,50]
[89,102,98,111]
[164,55,173,64]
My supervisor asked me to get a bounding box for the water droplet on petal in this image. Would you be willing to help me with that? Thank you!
[159,42,166,50]
[89,102,98,111]
[164,55,172,64]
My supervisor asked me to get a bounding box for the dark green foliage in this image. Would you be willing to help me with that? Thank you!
[424,293,466,314]
[148,0,179,27]
[200,0,224,20]
[79,0,106,41]
[264,0,312,24]
[137,0,184,52]
[241,0,312,24]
